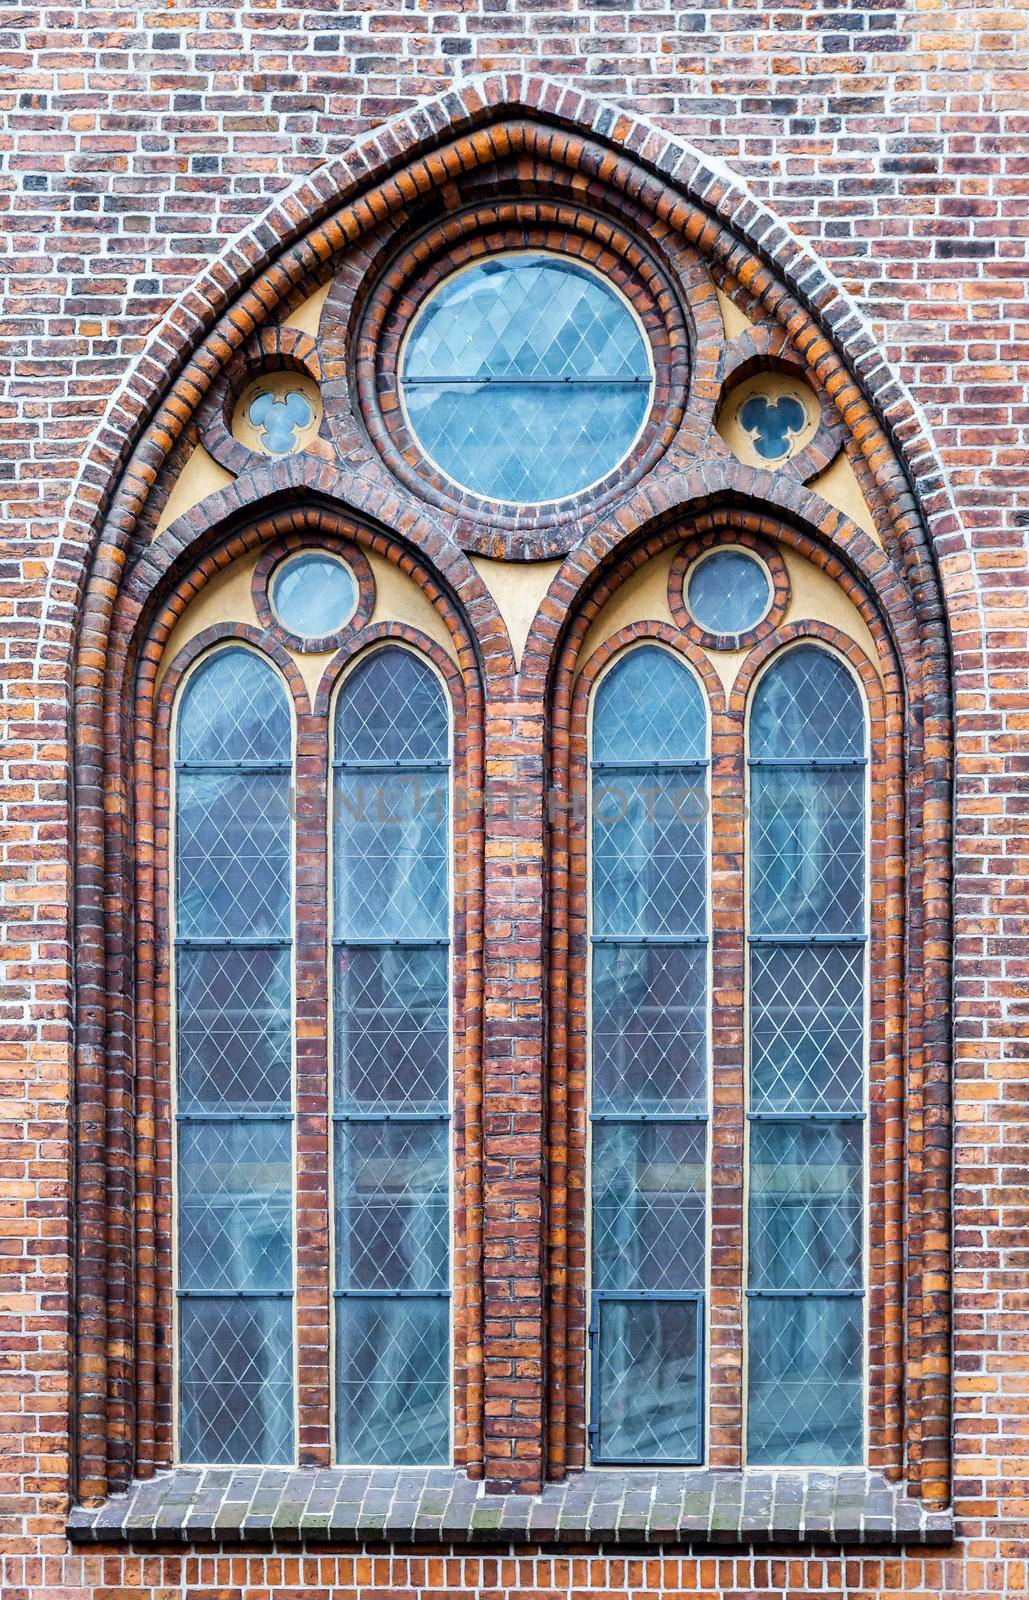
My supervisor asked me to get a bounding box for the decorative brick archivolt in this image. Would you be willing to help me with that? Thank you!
[67,79,954,1514]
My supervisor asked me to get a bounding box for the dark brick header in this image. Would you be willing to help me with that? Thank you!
[67,1467,953,1549]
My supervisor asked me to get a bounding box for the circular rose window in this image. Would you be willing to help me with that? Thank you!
[398,253,655,505]
[686,549,772,636]
[270,551,357,639]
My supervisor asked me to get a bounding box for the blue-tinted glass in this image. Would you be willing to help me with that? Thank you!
[593,771,706,938]
[738,392,808,461]
[401,254,653,503]
[593,1123,706,1293]
[177,648,291,764]
[747,1294,862,1465]
[750,943,864,1113]
[593,647,706,764]
[271,552,356,638]
[594,1298,702,1464]
[335,647,448,763]
[177,769,292,940]
[178,1119,292,1293]
[750,766,864,938]
[247,386,315,456]
[336,1296,449,1466]
[592,943,706,1115]
[177,946,291,1113]
[748,1121,863,1292]
[179,1296,294,1465]
[334,770,448,940]
[334,946,448,1112]
[687,550,771,635]
[750,645,865,760]
[334,1119,449,1292]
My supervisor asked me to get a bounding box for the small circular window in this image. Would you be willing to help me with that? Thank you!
[686,549,771,637]
[398,253,654,505]
[270,552,357,639]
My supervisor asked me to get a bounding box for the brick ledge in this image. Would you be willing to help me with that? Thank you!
[67,1467,954,1548]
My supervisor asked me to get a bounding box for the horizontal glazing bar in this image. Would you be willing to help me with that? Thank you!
[746,1111,865,1124]
[175,937,293,949]
[332,759,451,772]
[402,374,651,386]
[748,757,867,769]
[748,934,867,946]
[333,1110,450,1122]
[590,1112,708,1124]
[332,937,450,949]
[175,760,293,773]
[177,1289,294,1300]
[745,1288,865,1299]
[591,1290,705,1304]
[591,760,709,773]
[591,934,708,947]
[176,1110,293,1123]
[333,1288,451,1299]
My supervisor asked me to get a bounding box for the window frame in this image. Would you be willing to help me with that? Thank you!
[550,532,905,1479]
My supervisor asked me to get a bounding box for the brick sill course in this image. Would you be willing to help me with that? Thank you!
[67,1467,954,1548]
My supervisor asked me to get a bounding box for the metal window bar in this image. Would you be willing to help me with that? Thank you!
[402,374,651,387]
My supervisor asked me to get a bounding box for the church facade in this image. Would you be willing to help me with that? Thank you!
[1,9,1025,1599]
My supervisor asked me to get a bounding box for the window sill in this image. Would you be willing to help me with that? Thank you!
[67,1466,953,1548]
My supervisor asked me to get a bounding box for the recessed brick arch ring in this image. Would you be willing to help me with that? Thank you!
[64,78,956,1504]
[77,503,488,1499]
[537,496,946,1499]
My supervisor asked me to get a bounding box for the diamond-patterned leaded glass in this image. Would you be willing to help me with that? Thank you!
[177,647,292,764]
[179,1296,294,1465]
[400,254,654,504]
[334,945,448,1112]
[749,644,865,761]
[336,1295,450,1467]
[686,549,771,636]
[746,1294,863,1466]
[748,1121,863,1292]
[589,646,708,1464]
[334,1120,449,1292]
[750,943,864,1113]
[592,1123,706,1293]
[592,646,706,764]
[746,644,866,1467]
[174,647,295,1467]
[334,647,448,764]
[593,1298,702,1464]
[592,942,706,1114]
[332,646,451,1464]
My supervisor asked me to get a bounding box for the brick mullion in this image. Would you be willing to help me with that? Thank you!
[708,698,746,1468]
[293,703,332,1467]
[481,690,547,1494]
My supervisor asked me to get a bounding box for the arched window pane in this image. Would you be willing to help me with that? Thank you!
[746,644,866,1467]
[332,647,451,1466]
[589,647,708,1465]
[174,648,295,1465]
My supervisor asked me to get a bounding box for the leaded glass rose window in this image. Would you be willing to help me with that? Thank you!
[399,253,654,504]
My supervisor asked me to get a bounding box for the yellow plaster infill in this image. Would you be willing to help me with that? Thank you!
[717,372,820,470]
[470,555,564,671]
[570,541,884,694]
[715,284,754,342]
[807,450,881,546]
[153,444,234,539]
[575,548,678,678]
[367,550,459,666]
[281,280,332,338]
[156,544,459,699]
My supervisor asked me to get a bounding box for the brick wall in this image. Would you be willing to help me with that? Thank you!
[1,3,1026,1597]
